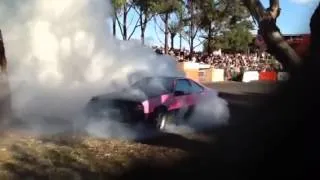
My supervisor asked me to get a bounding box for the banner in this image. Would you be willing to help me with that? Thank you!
[259,71,277,81]
[242,71,259,83]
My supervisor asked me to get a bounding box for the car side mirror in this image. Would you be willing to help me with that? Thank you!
[174,90,185,96]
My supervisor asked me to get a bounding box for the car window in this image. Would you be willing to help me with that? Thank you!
[130,77,174,97]
[189,80,204,93]
[175,79,191,94]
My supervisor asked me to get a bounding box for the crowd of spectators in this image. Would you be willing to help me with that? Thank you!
[153,46,284,81]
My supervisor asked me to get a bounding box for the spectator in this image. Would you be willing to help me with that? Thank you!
[152,46,283,81]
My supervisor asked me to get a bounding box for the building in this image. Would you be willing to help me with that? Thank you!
[251,33,310,55]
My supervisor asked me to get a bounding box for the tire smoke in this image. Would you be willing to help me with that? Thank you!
[0,0,229,139]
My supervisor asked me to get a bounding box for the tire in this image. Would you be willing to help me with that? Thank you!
[154,108,169,131]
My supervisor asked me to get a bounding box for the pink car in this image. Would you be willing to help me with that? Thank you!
[85,76,213,130]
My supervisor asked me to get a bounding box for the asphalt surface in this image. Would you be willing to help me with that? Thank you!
[205,81,280,125]
[205,81,279,95]
[205,81,280,106]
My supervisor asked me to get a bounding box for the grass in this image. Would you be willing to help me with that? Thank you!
[0,131,193,180]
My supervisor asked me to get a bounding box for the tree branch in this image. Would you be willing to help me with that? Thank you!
[192,26,200,40]
[128,18,141,40]
[153,18,165,33]
[127,11,137,27]
[115,15,124,37]
[242,0,301,71]
[126,3,133,14]
[268,0,281,20]
[154,23,165,46]
[147,15,154,22]
[181,32,191,45]
[193,39,205,49]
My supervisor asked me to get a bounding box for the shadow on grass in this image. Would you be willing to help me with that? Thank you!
[0,137,125,180]
[135,132,214,153]
[0,131,216,180]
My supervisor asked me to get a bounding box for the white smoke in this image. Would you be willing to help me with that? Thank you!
[0,0,229,139]
[164,90,230,134]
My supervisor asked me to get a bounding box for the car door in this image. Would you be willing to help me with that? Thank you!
[168,79,192,110]
[188,79,205,105]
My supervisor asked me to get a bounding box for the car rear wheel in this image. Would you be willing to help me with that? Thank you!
[154,109,169,131]
[119,106,130,122]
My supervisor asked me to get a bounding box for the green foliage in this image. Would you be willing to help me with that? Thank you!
[111,0,127,13]
[150,0,184,15]
[132,0,154,15]
[110,0,254,53]
[197,0,254,52]
[168,5,188,35]
[203,21,254,53]
[196,0,224,29]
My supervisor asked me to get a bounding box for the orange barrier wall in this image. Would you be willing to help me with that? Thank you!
[185,69,199,82]
[259,71,277,81]
[178,62,200,82]
[199,68,213,82]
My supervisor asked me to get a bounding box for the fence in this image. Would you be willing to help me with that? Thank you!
[178,62,289,83]
[242,71,289,83]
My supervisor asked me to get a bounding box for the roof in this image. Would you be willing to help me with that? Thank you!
[139,76,185,81]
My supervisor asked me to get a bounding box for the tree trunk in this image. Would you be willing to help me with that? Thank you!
[0,29,12,127]
[123,5,127,40]
[112,15,116,37]
[171,33,176,50]
[207,28,213,54]
[189,0,194,55]
[242,0,301,71]
[140,13,146,45]
[164,13,169,54]
[179,33,182,51]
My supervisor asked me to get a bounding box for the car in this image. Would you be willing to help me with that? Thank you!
[84,76,215,130]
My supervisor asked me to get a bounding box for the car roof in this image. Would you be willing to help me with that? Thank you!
[132,76,195,86]
[140,76,187,80]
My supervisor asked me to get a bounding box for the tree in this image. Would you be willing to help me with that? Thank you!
[203,21,254,53]
[132,0,154,45]
[112,0,140,40]
[156,8,187,50]
[241,0,301,71]
[197,0,253,53]
[168,17,185,50]
[111,0,126,37]
[183,0,203,55]
[152,0,184,54]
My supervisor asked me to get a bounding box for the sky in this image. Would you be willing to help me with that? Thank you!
[112,0,318,51]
